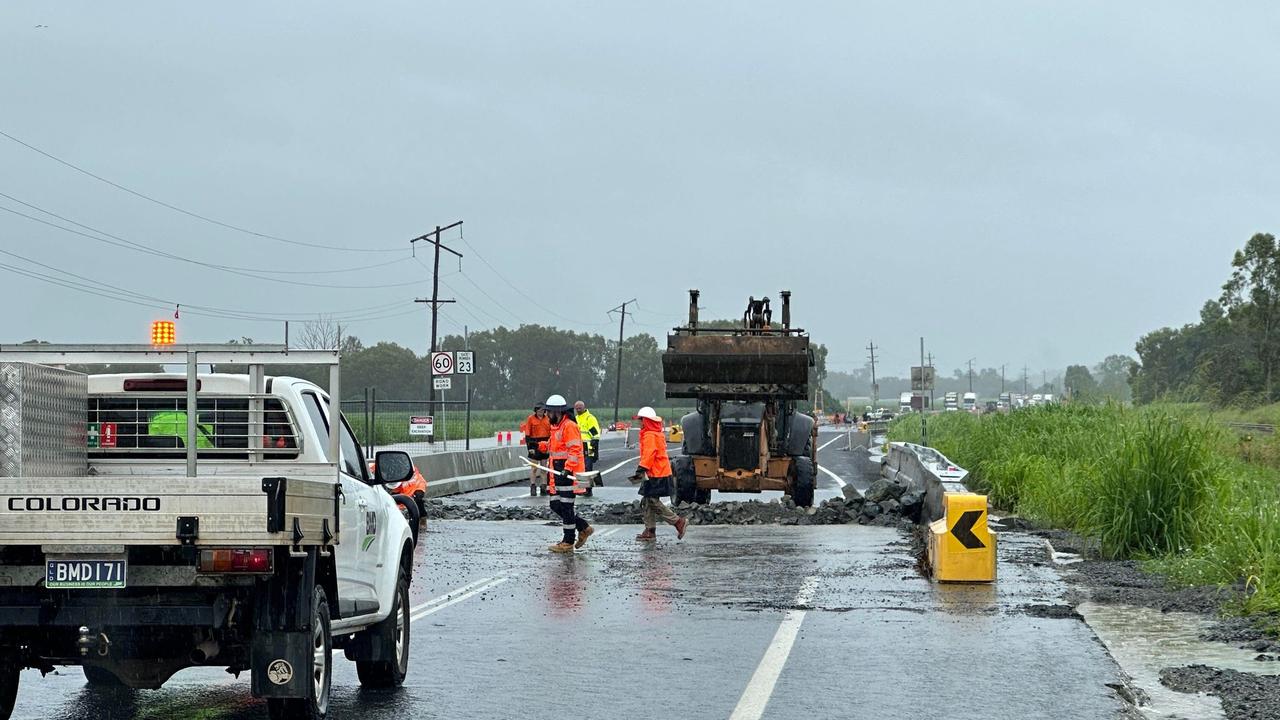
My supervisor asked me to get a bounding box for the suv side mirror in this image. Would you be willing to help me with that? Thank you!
[373,451,414,485]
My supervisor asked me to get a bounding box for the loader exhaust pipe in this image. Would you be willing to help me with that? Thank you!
[780,290,791,329]
[688,289,700,330]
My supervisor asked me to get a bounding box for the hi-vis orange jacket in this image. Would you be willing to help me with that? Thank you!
[638,423,673,478]
[543,419,585,494]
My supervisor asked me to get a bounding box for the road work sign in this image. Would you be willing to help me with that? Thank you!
[431,352,454,375]
[409,416,434,436]
[926,492,995,583]
[433,377,452,390]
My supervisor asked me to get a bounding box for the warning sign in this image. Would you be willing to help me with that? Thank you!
[409,416,434,436]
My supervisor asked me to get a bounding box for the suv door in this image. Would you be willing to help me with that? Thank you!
[301,391,380,614]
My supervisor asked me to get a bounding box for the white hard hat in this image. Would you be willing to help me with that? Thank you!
[544,394,568,409]
[634,406,662,422]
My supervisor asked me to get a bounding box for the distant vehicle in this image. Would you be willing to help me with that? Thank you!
[1030,393,1044,407]
[961,392,977,412]
[899,392,913,413]
[1043,394,1055,404]
[944,392,959,412]
[998,392,1011,410]
[984,400,998,413]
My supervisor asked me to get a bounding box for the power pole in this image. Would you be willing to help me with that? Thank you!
[1001,364,1006,394]
[411,220,463,436]
[919,337,928,447]
[966,357,976,393]
[1023,365,1029,396]
[608,299,637,428]
[867,341,878,408]
[926,351,936,411]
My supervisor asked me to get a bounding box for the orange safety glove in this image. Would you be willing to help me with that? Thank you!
[538,441,549,453]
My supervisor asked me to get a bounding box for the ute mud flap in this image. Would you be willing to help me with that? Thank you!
[251,547,318,700]
[251,631,313,699]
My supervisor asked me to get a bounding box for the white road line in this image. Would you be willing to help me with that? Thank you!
[817,464,847,488]
[817,435,843,452]
[598,456,640,475]
[410,577,510,623]
[729,576,819,720]
[409,577,496,615]
[595,528,621,540]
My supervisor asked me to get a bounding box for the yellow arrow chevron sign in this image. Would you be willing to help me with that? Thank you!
[928,492,996,583]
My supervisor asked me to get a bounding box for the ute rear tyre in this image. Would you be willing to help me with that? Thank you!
[790,456,816,507]
[0,661,17,720]
[356,571,410,688]
[266,587,332,720]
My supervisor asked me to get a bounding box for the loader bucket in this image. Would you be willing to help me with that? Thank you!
[663,333,812,400]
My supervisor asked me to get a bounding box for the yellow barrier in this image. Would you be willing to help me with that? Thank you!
[926,492,996,583]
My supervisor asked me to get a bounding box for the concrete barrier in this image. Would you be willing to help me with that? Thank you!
[886,442,995,583]
[412,446,528,498]
[884,442,971,523]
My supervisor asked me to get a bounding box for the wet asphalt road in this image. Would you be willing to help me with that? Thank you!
[9,428,1127,720]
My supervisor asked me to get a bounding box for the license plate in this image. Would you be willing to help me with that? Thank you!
[46,559,127,589]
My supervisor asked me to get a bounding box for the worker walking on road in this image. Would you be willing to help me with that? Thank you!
[629,406,688,542]
[521,404,552,496]
[573,401,601,472]
[541,395,595,553]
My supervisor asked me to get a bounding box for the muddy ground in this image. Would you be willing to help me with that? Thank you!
[1020,522,1280,720]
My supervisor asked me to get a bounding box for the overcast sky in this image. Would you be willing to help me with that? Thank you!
[2,2,1278,378]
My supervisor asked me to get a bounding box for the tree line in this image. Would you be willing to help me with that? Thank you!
[1130,233,1280,406]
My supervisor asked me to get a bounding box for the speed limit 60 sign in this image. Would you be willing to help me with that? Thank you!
[431,351,454,376]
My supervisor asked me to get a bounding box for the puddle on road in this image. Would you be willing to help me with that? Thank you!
[1077,602,1280,720]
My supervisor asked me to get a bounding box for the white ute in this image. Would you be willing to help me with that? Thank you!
[0,345,416,720]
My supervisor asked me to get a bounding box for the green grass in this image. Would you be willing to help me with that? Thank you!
[889,405,1280,623]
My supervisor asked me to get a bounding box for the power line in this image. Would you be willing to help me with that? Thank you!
[0,128,403,253]
[455,233,609,327]
[0,247,419,323]
[0,202,424,290]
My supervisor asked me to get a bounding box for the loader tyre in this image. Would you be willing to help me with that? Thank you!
[266,587,331,720]
[393,494,420,546]
[0,659,17,720]
[674,456,710,505]
[790,456,816,508]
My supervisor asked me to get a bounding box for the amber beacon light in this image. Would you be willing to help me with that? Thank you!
[151,320,177,346]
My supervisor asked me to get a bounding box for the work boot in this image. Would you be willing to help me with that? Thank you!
[548,542,575,554]
[530,484,538,497]
[635,528,656,542]
[674,516,688,540]
[574,525,595,549]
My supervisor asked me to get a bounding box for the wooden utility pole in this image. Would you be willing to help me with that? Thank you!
[867,341,879,408]
[411,220,463,434]
[608,299,636,428]
[966,357,976,393]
